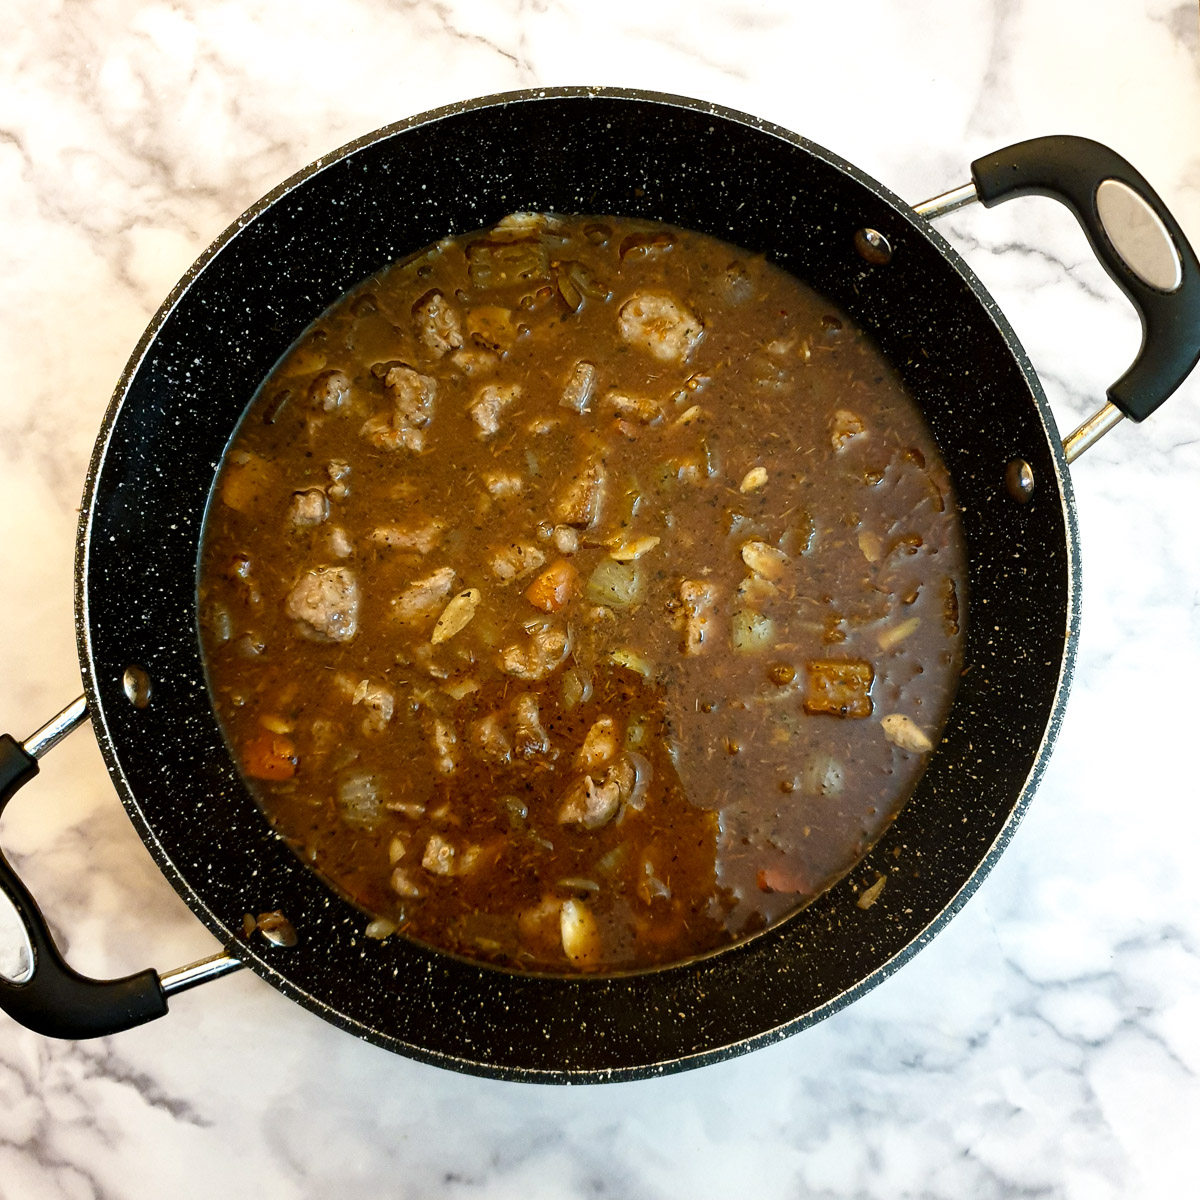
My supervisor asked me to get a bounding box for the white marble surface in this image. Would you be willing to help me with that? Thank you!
[0,1,1197,1195]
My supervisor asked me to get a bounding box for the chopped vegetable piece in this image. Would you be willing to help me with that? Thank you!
[857,875,887,909]
[243,731,298,781]
[739,467,768,493]
[609,535,660,562]
[804,660,874,717]
[525,560,579,612]
[731,609,775,653]
[585,559,644,608]
[831,409,866,450]
[560,898,601,965]
[679,579,717,655]
[877,616,921,651]
[881,713,934,752]
[741,540,789,581]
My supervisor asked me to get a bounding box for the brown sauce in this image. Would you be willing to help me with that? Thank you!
[197,212,967,972]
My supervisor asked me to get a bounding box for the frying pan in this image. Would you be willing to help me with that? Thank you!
[1,89,1196,1083]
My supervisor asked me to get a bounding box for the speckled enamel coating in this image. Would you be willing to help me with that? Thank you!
[74,88,1081,1083]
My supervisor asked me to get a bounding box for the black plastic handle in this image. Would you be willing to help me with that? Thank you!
[971,135,1200,422]
[0,733,168,1038]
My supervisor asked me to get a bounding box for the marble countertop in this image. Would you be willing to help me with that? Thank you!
[1,1,1197,1195]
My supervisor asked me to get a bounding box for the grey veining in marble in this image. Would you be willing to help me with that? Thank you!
[0,1,1197,1196]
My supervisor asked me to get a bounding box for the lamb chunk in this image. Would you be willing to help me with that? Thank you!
[422,833,458,876]
[511,693,551,759]
[284,566,359,642]
[558,774,621,830]
[385,365,437,427]
[577,716,618,772]
[370,519,445,554]
[560,361,597,413]
[362,411,425,452]
[362,366,437,452]
[831,409,866,451]
[351,679,395,733]
[450,347,500,376]
[470,383,520,437]
[328,526,354,558]
[489,541,546,582]
[413,290,463,356]
[498,620,572,681]
[308,369,351,412]
[553,459,606,529]
[483,470,523,499]
[600,391,663,425]
[469,712,512,765]
[429,718,460,775]
[327,460,351,499]
[391,868,422,898]
[393,567,457,624]
[288,489,329,528]
[804,659,874,718]
[618,292,703,362]
[679,580,717,655]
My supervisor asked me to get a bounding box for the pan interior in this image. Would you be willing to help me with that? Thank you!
[77,89,1076,1081]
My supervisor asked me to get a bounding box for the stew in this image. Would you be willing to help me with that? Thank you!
[197,212,967,972]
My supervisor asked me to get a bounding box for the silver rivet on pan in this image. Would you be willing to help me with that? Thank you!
[122,665,152,708]
[255,910,299,948]
[854,228,892,265]
[1005,458,1035,502]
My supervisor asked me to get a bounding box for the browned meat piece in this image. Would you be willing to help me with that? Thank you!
[482,470,523,498]
[577,715,618,771]
[413,290,463,356]
[284,566,359,642]
[351,679,395,733]
[469,712,512,765]
[429,718,460,774]
[558,774,621,830]
[362,366,438,453]
[386,365,437,426]
[489,541,546,582]
[498,620,572,681]
[392,566,457,624]
[422,833,458,875]
[511,693,552,759]
[370,519,445,554]
[561,361,597,413]
[553,459,606,529]
[308,369,352,412]
[678,580,717,655]
[804,659,874,718]
[600,391,663,425]
[470,383,520,437]
[618,292,703,362]
[326,460,351,499]
[288,489,328,528]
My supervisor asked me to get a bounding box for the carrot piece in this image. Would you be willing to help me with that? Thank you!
[756,865,811,895]
[243,731,298,780]
[525,559,579,612]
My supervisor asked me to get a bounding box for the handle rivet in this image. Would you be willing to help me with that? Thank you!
[1005,458,1035,502]
[122,666,152,709]
[854,227,893,265]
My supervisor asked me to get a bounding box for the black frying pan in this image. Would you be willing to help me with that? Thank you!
[1,89,1196,1082]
